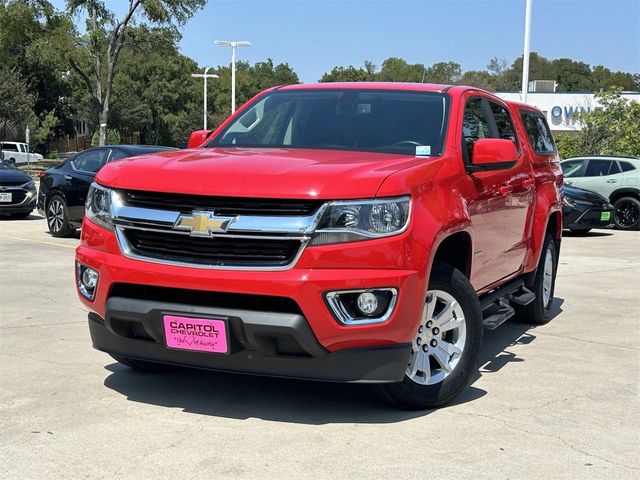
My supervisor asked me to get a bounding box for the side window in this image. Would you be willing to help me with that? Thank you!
[584,159,613,177]
[620,161,636,172]
[462,98,491,161]
[108,149,128,161]
[489,102,518,150]
[561,160,585,178]
[2,143,18,152]
[520,111,556,154]
[608,161,621,175]
[73,149,108,173]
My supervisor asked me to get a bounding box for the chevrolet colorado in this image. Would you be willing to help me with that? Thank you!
[76,83,562,409]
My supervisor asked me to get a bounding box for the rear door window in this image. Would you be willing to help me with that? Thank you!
[584,159,614,177]
[108,149,129,161]
[1,143,18,152]
[489,102,519,151]
[520,111,556,154]
[73,149,109,173]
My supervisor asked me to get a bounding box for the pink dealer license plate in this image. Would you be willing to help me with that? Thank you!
[163,315,228,354]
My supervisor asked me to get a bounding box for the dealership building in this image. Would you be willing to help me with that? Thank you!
[496,90,640,132]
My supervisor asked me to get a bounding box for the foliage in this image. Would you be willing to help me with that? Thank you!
[91,129,120,146]
[0,66,34,144]
[555,90,640,158]
[0,0,77,148]
[64,0,207,145]
[318,52,640,93]
[31,110,58,152]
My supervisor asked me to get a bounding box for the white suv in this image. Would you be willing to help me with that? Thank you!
[0,142,43,164]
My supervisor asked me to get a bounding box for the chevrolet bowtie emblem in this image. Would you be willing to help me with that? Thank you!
[173,211,237,236]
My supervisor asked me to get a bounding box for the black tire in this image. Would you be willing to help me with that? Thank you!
[613,196,640,230]
[514,233,558,325]
[109,354,175,373]
[46,194,75,237]
[569,228,591,234]
[372,262,483,410]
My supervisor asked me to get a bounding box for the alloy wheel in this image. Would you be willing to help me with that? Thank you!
[47,199,65,233]
[406,290,467,386]
[614,199,639,228]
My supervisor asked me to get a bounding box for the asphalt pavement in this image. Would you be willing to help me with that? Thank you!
[1,215,638,479]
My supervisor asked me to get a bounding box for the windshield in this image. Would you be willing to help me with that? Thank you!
[207,89,450,156]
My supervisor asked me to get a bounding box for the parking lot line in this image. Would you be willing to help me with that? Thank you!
[0,235,76,249]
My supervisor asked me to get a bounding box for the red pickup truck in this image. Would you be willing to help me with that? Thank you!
[76,83,562,409]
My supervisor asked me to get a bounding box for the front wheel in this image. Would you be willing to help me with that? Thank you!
[372,263,483,410]
[613,197,640,230]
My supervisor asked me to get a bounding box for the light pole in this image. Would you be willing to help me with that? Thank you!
[521,0,533,103]
[191,67,219,130]
[215,40,252,114]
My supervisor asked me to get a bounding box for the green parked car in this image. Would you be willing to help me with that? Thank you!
[561,156,640,230]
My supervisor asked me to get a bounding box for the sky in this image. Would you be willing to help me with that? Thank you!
[56,0,640,83]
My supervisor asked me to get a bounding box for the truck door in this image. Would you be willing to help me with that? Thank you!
[487,100,535,276]
[461,96,514,289]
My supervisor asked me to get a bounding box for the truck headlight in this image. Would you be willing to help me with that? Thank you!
[311,196,410,245]
[86,183,113,231]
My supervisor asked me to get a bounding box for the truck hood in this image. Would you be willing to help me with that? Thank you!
[96,147,422,199]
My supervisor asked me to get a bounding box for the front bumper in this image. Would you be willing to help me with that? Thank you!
[0,190,37,214]
[89,297,411,383]
[77,218,428,382]
[563,205,614,230]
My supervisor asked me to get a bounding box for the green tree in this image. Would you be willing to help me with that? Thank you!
[555,90,640,158]
[0,0,77,150]
[378,57,424,82]
[0,67,34,151]
[551,58,593,91]
[458,70,496,91]
[320,61,377,82]
[423,61,462,84]
[65,0,206,146]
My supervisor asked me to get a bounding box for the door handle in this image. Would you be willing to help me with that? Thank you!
[499,185,513,196]
[523,178,535,189]
[64,175,72,181]
[606,179,617,183]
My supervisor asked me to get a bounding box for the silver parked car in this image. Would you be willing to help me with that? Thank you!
[561,156,640,230]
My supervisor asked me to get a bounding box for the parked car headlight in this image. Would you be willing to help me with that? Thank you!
[86,183,113,231]
[562,195,576,207]
[22,180,36,190]
[311,196,411,245]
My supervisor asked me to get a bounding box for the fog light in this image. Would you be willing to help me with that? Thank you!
[325,288,398,325]
[77,263,99,301]
[356,292,378,316]
[81,268,98,289]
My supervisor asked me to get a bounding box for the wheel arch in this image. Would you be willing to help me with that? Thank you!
[430,230,473,279]
[609,188,640,204]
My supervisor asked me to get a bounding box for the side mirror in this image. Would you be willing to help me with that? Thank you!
[468,138,518,173]
[187,130,212,149]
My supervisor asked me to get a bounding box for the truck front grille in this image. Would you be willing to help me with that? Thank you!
[123,229,303,268]
[119,189,321,216]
